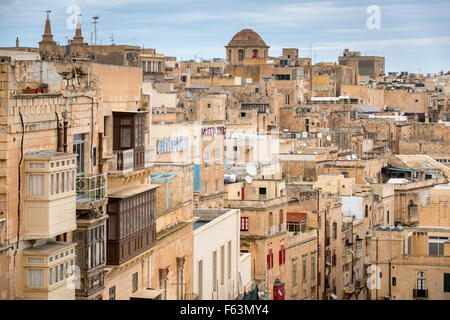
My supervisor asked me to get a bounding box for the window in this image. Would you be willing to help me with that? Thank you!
[207,103,211,108]
[287,220,306,233]
[275,74,291,80]
[255,88,259,93]
[28,174,44,196]
[285,94,290,105]
[198,260,203,299]
[59,264,64,281]
[252,49,258,57]
[302,258,307,281]
[365,205,368,218]
[408,236,412,255]
[444,274,450,293]
[311,253,316,279]
[221,245,225,285]
[27,269,43,287]
[240,217,249,231]
[238,49,244,61]
[392,277,397,286]
[417,278,426,290]
[279,245,286,265]
[73,134,86,176]
[177,263,184,300]
[109,286,116,300]
[108,215,116,240]
[429,236,448,256]
[47,267,53,286]
[228,240,232,280]
[292,263,297,286]
[213,250,217,290]
[92,147,97,167]
[54,265,58,283]
[333,222,337,240]
[267,249,273,270]
[259,188,267,195]
[241,112,246,117]
[132,272,138,293]
[121,128,131,148]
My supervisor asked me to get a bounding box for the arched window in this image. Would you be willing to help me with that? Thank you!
[252,49,258,57]
[238,49,244,61]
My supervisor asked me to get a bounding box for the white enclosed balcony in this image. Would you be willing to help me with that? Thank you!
[23,241,76,300]
[23,151,77,240]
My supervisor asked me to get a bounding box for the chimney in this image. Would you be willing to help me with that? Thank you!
[16,37,19,48]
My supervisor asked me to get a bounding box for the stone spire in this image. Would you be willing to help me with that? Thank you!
[69,14,88,56]
[42,11,54,42]
[39,10,57,55]
[73,15,84,43]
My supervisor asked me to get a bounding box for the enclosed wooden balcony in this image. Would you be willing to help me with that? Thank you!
[106,184,158,265]
[23,151,77,240]
[110,111,152,176]
[23,241,76,300]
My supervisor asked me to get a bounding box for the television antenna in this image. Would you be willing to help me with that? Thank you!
[91,16,99,59]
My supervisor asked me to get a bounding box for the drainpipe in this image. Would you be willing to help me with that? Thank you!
[98,132,103,173]
[63,100,69,152]
[55,112,63,152]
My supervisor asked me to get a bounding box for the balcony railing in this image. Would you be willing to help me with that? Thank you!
[144,146,153,168]
[268,225,276,236]
[413,289,428,299]
[113,149,134,173]
[112,147,152,174]
[76,173,107,206]
[343,249,352,264]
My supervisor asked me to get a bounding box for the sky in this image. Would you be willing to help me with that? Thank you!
[0,0,449,74]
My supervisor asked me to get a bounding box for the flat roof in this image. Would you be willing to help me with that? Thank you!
[25,151,76,159]
[193,220,210,230]
[108,184,159,199]
[24,241,74,254]
[130,288,162,300]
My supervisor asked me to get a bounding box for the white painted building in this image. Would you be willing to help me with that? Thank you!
[193,208,252,300]
[341,196,364,220]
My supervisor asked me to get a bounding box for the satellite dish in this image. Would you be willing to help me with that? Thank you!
[302,143,307,147]
[245,176,253,184]
[317,133,322,138]
[346,155,352,160]
[326,136,331,141]
[246,163,257,176]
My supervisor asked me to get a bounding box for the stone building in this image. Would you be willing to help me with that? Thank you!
[338,49,385,81]
[225,29,270,65]
[224,179,288,299]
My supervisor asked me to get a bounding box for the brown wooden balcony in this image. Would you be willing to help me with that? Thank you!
[106,185,157,265]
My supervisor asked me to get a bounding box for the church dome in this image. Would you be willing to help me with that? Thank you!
[226,29,269,48]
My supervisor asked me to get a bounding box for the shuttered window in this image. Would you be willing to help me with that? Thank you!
[444,274,450,293]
